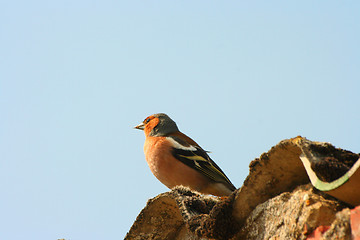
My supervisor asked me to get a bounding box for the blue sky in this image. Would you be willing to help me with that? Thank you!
[1,1,359,239]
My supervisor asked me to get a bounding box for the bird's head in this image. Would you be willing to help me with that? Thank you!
[134,113,179,137]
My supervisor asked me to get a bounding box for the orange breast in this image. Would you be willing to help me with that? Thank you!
[143,136,210,192]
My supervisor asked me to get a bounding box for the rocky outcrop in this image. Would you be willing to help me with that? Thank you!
[235,184,346,239]
[125,137,359,240]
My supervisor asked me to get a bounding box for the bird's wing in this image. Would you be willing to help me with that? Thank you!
[166,136,236,190]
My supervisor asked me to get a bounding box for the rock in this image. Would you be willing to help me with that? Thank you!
[125,187,206,240]
[234,184,344,240]
[125,137,358,240]
[233,136,310,225]
[125,186,239,240]
[322,208,351,240]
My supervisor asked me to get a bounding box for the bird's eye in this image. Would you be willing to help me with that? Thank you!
[144,118,151,124]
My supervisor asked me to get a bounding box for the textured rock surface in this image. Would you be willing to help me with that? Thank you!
[233,136,310,225]
[125,187,206,240]
[322,208,351,240]
[234,184,344,240]
[125,137,358,240]
[125,186,239,240]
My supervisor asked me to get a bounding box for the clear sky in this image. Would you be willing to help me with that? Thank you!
[1,1,359,239]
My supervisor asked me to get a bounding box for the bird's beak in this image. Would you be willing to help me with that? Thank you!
[134,122,145,130]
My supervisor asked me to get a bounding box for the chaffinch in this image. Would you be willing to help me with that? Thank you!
[135,113,236,197]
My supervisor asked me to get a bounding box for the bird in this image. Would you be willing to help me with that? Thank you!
[134,113,236,197]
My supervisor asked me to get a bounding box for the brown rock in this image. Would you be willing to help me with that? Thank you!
[126,137,357,240]
[125,187,207,240]
[233,184,344,240]
[233,136,310,225]
[322,208,351,240]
